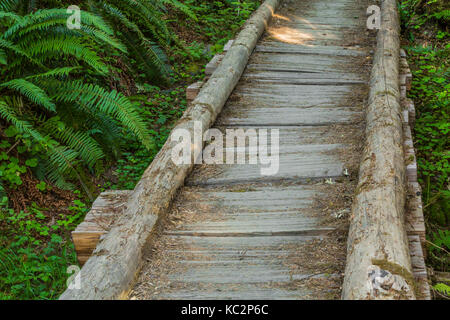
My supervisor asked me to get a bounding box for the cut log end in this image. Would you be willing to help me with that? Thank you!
[186,81,204,104]
[72,190,131,266]
[205,53,225,76]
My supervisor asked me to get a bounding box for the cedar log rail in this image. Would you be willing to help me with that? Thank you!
[341,0,428,300]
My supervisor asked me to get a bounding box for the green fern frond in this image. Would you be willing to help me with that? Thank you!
[0,98,43,143]
[1,78,56,112]
[0,48,6,65]
[122,33,170,81]
[3,8,114,40]
[433,283,450,296]
[2,10,64,39]
[114,0,171,45]
[81,109,123,158]
[79,9,115,35]
[51,81,154,150]
[79,25,127,53]
[61,98,123,150]
[97,4,170,80]
[0,38,44,69]
[160,0,198,21]
[24,36,109,74]
[0,99,82,189]
[0,10,22,23]
[41,117,105,167]
[0,0,18,11]
[36,78,123,158]
[93,2,171,80]
[44,144,80,179]
[15,17,70,37]
[25,67,81,79]
[42,162,75,190]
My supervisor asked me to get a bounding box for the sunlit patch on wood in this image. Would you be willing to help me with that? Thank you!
[267,26,314,45]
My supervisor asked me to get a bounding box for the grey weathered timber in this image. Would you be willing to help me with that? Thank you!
[188,142,347,186]
[205,54,224,76]
[341,0,416,300]
[132,183,346,300]
[255,43,366,56]
[400,49,430,299]
[186,81,204,103]
[186,126,354,186]
[218,106,362,126]
[131,0,373,300]
[165,184,333,236]
[60,0,281,300]
[72,190,132,265]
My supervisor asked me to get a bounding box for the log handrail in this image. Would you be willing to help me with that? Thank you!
[342,0,416,300]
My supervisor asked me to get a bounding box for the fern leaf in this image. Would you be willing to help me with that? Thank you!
[160,0,198,21]
[0,99,81,188]
[24,35,109,74]
[51,81,154,150]
[41,117,105,167]
[79,25,127,53]
[0,10,22,23]
[122,33,170,81]
[433,283,450,296]
[0,0,18,11]
[0,48,6,65]
[0,38,44,69]
[3,8,115,40]
[1,78,56,112]
[25,67,81,79]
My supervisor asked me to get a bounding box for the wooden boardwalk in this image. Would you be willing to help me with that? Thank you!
[130,0,374,300]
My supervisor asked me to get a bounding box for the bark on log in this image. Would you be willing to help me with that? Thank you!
[341,0,416,300]
[59,0,280,300]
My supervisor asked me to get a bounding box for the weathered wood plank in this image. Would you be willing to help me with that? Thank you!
[408,235,431,300]
[255,43,366,56]
[218,106,362,126]
[205,54,224,76]
[167,184,330,235]
[131,182,345,300]
[229,83,360,106]
[72,190,132,265]
[187,126,350,185]
[186,81,203,102]
[242,75,366,85]
[188,145,346,186]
